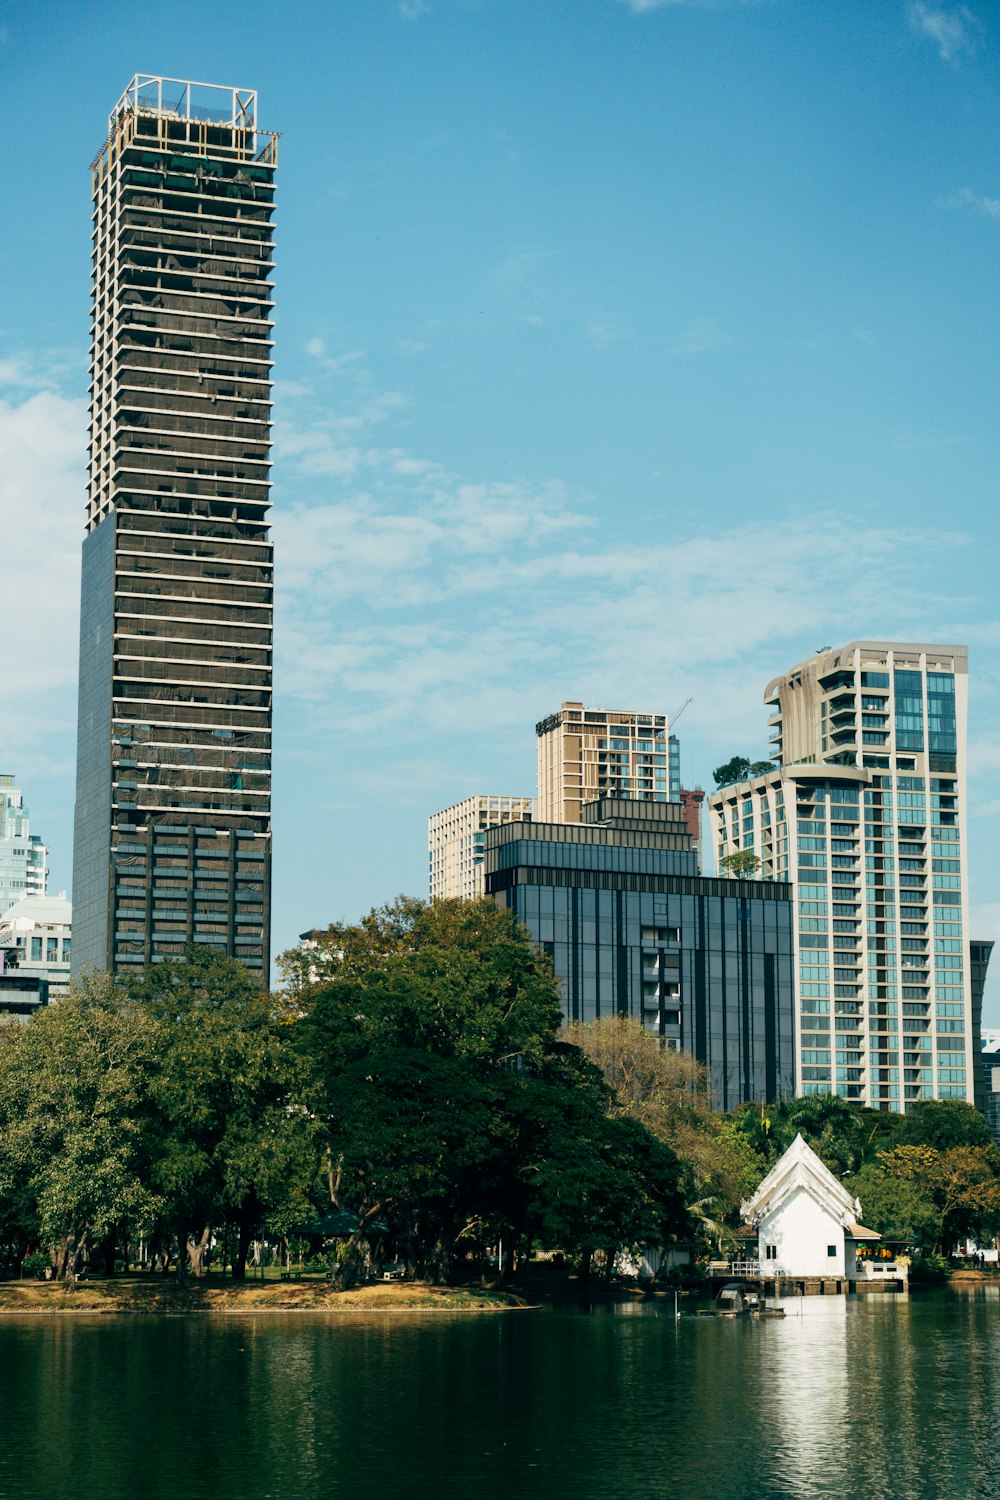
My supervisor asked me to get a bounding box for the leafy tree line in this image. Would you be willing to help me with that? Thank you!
[724,1091,1000,1255]
[0,902,692,1283]
[2,899,997,1283]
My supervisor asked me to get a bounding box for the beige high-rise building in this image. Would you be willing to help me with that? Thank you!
[535,702,669,823]
[708,641,976,1113]
[429,795,534,900]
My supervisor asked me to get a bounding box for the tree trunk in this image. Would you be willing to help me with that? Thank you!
[57,1234,75,1284]
[233,1207,257,1282]
[174,1228,187,1283]
[428,1238,450,1285]
[187,1226,211,1278]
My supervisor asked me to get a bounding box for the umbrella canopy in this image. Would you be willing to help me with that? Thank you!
[289,1210,388,1237]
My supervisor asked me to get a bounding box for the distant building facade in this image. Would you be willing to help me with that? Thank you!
[0,775,48,914]
[536,702,670,823]
[709,641,972,1112]
[72,77,277,977]
[0,893,72,1001]
[0,968,49,1023]
[679,786,705,854]
[428,795,534,900]
[970,939,993,1119]
[485,797,795,1109]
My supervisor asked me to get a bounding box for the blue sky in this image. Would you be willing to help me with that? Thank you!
[2,0,1000,1006]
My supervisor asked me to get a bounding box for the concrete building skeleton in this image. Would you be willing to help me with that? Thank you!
[73,77,276,976]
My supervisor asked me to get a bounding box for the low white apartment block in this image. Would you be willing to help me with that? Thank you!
[709,641,972,1113]
[429,795,534,900]
[0,893,72,1001]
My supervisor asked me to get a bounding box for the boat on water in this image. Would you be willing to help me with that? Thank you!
[697,1281,786,1319]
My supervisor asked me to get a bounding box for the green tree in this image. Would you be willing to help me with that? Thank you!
[0,972,160,1281]
[729,1095,902,1179]
[567,1018,757,1238]
[936,1146,1000,1247]
[876,1141,1000,1250]
[848,1163,942,1252]
[712,757,773,789]
[289,899,688,1277]
[898,1100,993,1152]
[718,851,762,879]
[129,948,316,1279]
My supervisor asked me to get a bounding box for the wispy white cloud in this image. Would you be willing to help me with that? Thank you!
[949,186,1000,220]
[674,317,732,355]
[892,430,968,451]
[274,407,966,773]
[492,247,555,290]
[398,0,431,16]
[584,314,629,351]
[0,388,86,756]
[0,349,83,392]
[617,0,760,11]
[907,2,979,63]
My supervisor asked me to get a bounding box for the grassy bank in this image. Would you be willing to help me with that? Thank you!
[0,1275,529,1314]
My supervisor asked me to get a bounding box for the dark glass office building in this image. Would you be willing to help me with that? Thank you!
[485,799,795,1109]
[72,78,276,976]
[971,939,994,1122]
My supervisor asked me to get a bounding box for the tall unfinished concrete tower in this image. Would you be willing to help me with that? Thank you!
[72,77,276,977]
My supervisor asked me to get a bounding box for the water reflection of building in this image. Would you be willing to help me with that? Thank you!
[766,1296,850,1491]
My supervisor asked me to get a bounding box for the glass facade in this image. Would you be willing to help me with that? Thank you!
[486,814,795,1110]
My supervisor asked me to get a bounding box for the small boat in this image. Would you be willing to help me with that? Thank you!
[697,1282,786,1319]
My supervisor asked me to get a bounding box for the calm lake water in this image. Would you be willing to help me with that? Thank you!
[2,1289,999,1499]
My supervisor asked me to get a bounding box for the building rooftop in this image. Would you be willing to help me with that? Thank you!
[111,75,259,131]
[0,892,72,927]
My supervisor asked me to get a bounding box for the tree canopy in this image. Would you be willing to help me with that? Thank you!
[3,912,999,1282]
[712,756,774,789]
[292,900,689,1277]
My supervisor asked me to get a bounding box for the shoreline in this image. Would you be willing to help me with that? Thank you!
[0,1277,531,1315]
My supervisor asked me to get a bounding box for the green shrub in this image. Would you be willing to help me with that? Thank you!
[909,1252,949,1284]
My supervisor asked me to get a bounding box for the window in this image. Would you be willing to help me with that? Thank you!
[894,670,925,752]
[827,1245,837,1258]
[30,937,41,961]
[765,1244,777,1261]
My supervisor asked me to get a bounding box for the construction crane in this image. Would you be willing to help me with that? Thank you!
[669,697,693,727]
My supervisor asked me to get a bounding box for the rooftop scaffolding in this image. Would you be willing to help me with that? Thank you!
[111,75,258,133]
